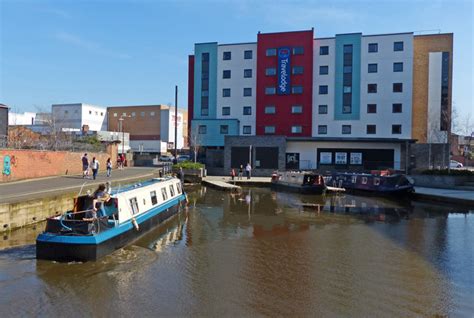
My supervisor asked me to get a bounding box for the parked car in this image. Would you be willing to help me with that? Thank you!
[450,160,463,168]
[177,155,191,162]
[159,155,175,162]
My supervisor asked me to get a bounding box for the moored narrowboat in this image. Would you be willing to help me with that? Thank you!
[36,177,186,262]
[271,171,326,194]
[324,171,414,195]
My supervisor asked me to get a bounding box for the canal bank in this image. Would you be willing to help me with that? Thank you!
[0,168,163,232]
[202,176,474,206]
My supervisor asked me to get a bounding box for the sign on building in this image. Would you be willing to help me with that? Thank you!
[350,152,362,165]
[335,152,347,165]
[277,47,291,95]
[320,152,332,164]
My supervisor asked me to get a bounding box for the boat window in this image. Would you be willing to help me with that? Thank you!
[169,184,175,197]
[362,177,368,184]
[129,197,139,215]
[176,182,182,194]
[374,178,380,186]
[150,191,158,205]
[161,188,168,201]
[351,176,357,183]
[143,198,146,205]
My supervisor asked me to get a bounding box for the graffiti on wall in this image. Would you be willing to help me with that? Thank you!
[3,155,11,176]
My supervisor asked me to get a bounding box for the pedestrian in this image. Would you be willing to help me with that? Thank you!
[246,163,252,179]
[238,165,243,180]
[230,168,236,181]
[121,153,126,168]
[106,158,112,177]
[82,153,89,178]
[117,155,122,170]
[91,157,99,180]
[177,167,184,184]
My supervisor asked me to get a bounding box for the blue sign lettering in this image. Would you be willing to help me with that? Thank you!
[277,47,291,95]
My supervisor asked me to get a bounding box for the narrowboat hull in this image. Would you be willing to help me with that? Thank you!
[271,182,326,195]
[36,196,185,262]
[325,173,414,196]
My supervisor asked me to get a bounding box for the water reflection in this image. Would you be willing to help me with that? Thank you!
[0,185,472,316]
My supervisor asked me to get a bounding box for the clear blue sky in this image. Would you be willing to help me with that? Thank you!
[1,0,472,118]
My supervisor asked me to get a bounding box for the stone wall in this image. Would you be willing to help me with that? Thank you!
[224,136,286,177]
[0,144,117,182]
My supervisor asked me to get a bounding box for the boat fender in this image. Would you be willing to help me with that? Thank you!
[131,217,139,231]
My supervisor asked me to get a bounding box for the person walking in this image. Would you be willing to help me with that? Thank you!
[246,163,252,180]
[91,157,100,180]
[230,168,236,181]
[177,167,184,185]
[82,153,89,178]
[238,165,243,180]
[106,158,112,177]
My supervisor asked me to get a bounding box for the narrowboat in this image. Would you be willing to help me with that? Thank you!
[36,177,187,262]
[324,171,414,195]
[271,171,326,194]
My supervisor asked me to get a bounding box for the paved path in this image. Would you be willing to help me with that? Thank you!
[414,187,474,206]
[0,167,161,204]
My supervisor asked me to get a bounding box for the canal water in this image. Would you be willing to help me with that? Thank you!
[0,186,473,317]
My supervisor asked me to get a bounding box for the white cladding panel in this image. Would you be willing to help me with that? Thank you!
[160,108,185,149]
[286,141,401,170]
[8,112,37,125]
[52,103,107,131]
[217,43,257,135]
[313,38,336,137]
[427,52,447,143]
[360,34,413,139]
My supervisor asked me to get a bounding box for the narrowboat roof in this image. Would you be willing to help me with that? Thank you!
[111,177,175,195]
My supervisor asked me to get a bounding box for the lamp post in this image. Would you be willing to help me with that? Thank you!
[118,117,124,156]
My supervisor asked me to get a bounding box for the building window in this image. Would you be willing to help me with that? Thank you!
[318,105,328,114]
[243,126,251,134]
[265,67,276,76]
[89,110,92,115]
[223,51,231,60]
[243,106,252,115]
[343,44,353,53]
[393,62,403,72]
[318,125,327,134]
[392,124,402,134]
[222,107,230,116]
[131,112,136,117]
[220,125,229,134]
[343,86,352,93]
[392,103,402,113]
[368,84,377,93]
[320,46,329,55]
[292,66,304,75]
[394,41,404,51]
[201,108,209,116]
[367,125,376,134]
[140,111,145,117]
[244,69,252,78]
[113,113,117,117]
[368,63,378,73]
[198,125,207,134]
[319,65,329,75]
[223,88,231,97]
[243,88,252,96]
[368,43,378,53]
[367,104,377,113]
[292,86,303,94]
[244,50,253,59]
[343,66,352,73]
[319,85,328,94]
[265,105,276,114]
[291,126,302,133]
[393,83,403,92]
[293,47,304,55]
[291,105,303,114]
[343,105,352,114]
[342,125,351,134]
[266,48,276,56]
[223,70,231,79]
[64,110,68,114]
[264,126,275,134]
[150,111,155,116]
[265,87,276,95]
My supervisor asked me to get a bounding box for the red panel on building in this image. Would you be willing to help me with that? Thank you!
[256,30,314,136]
[188,55,194,137]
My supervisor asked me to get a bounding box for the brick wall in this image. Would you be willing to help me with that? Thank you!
[0,144,117,182]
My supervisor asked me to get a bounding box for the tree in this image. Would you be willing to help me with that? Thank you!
[189,125,202,163]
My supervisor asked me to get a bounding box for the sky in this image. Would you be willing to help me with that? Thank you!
[0,0,472,119]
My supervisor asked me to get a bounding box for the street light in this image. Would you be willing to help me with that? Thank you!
[118,115,131,157]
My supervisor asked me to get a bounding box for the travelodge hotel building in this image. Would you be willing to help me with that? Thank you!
[188,29,453,175]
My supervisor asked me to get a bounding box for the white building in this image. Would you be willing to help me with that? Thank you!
[8,112,37,125]
[52,103,107,132]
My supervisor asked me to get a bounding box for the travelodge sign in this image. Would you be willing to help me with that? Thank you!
[277,47,291,95]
